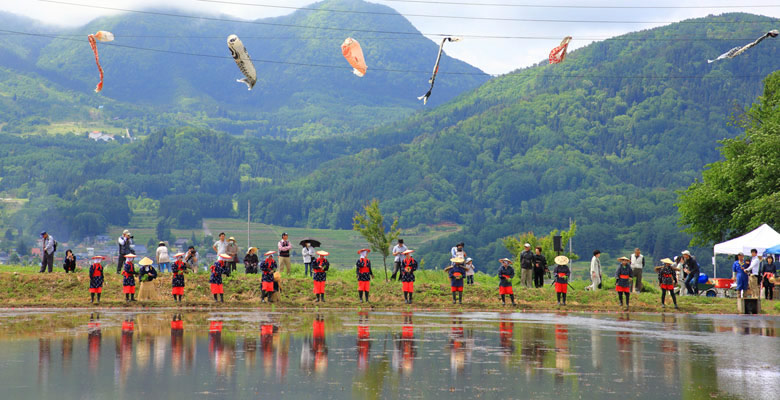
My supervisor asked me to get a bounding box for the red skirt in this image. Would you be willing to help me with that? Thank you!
[210,283,224,294]
[172,287,184,295]
[616,285,630,293]
[262,281,275,292]
[402,282,414,292]
[358,281,370,292]
[451,286,463,292]
[89,288,102,294]
[499,286,513,295]
[123,285,135,294]
[313,281,325,294]
[555,282,568,293]
[660,283,674,290]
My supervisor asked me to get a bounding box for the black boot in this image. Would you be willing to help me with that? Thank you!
[557,292,562,305]
[501,294,506,305]
[671,292,678,309]
[408,293,412,304]
[625,293,630,310]
[97,293,101,303]
[130,294,136,302]
[91,293,95,303]
[220,294,224,303]
[452,292,457,304]
[458,292,462,304]
[359,291,364,303]
[510,294,515,306]
[562,293,567,305]
[618,292,623,307]
[213,294,219,302]
[125,293,130,302]
[320,294,325,302]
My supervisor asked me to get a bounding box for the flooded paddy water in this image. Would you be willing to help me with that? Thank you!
[0,309,777,399]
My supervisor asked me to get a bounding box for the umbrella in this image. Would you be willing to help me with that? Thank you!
[299,238,321,247]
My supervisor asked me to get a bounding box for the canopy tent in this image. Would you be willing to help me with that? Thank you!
[713,224,780,277]
[767,244,780,254]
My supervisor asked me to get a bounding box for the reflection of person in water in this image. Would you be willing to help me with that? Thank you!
[171,314,184,374]
[357,312,371,372]
[88,313,101,372]
[448,316,473,376]
[392,313,416,375]
[116,316,135,385]
[554,325,570,376]
[38,338,51,385]
[61,336,73,373]
[261,324,277,372]
[313,315,328,374]
[209,320,224,374]
[498,316,515,365]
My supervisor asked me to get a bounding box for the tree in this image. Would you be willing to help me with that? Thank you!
[503,222,578,268]
[156,219,173,243]
[677,71,780,246]
[352,199,401,282]
[16,238,29,258]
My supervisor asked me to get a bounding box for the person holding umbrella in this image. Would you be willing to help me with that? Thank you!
[553,256,571,306]
[300,238,321,277]
[356,249,374,303]
[260,251,278,303]
[312,250,330,302]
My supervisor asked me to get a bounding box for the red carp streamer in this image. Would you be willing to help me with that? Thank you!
[549,36,572,64]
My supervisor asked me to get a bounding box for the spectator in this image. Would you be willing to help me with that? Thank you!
[630,248,645,293]
[39,231,55,273]
[212,233,228,261]
[533,246,547,288]
[450,242,466,260]
[391,239,408,281]
[278,233,292,275]
[302,241,316,277]
[760,255,776,300]
[675,256,687,295]
[117,230,133,274]
[682,250,700,296]
[586,250,602,291]
[244,247,259,274]
[732,253,749,298]
[465,258,476,285]
[184,246,199,273]
[519,243,534,288]
[63,249,76,273]
[156,241,170,273]
[747,249,761,298]
[226,237,239,273]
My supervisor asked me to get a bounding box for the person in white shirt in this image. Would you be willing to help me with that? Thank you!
[213,232,228,258]
[586,250,602,290]
[391,239,408,281]
[630,248,645,293]
[748,249,761,298]
[302,241,316,277]
[156,241,171,273]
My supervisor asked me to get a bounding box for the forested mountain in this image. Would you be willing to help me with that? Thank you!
[0,0,487,137]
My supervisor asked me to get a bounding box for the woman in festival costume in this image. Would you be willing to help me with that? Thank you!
[553,256,571,306]
[497,258,515,306]
[88,256,105,304]
[210,254,231,302]
[260,251,278,303]
[655,258,679,309]
[171,252,187,302]
[615,257,633,310]
[122,254,138,302]
[356,249,374,303]
[243,247,259,274]
[399,249,418,304]
[137,257,159,301]
[312,250,330,302]
[446,257,466,304]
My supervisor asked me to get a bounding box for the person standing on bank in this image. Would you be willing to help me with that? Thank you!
[630,248,645,293]
[553,256,571,306]
[117,230,133,274]
[122,254,138,302]
[39,231,55,273]
[213,233,228,263]
[260,251,278,303]
[137,257,158,301]
[760,255,776,300]
[682,250,700,296]
[156,241,170,274]
[732,253,750,298]
[226,237,239,273]
[586,250,602,291]
[391,239,408,281]
[356,249,374,303]
[465,258,476,285]
[655,258,679,309]
[312,250,330,302]
[615,257,633,310]
[244,247,259,274]
[278,233,292,276]
[519,243,535,288]
[497,258,516,306]
[302,241,316,278]
[400,249,418,304]
[63,249,76,273]
[185,246,199,273]
[171,252,187,302]
[450,242,466,259]
[533,246,547,288]
[210,254,231,303]
[88,256,105,304]
[447,257,466,304]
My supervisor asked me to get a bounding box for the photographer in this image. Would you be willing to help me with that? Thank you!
[184,246,199,273]
[117,230,134,274]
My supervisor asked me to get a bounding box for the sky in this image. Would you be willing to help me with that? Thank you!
[2,0,780,74]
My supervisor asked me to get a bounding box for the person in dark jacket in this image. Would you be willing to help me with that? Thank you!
[244,247,259,274]
[312,250,330,302]
[497,258,515,306]
[63,250,76,273]
[655,258,679,309]
[533,246,547,288]
[117,230,133,274]
[171,252,187,302]
[519,243,535,288]
[447,257,466,304]
[122,254,138,302]
[616,257,633,310]
[682,250,699,296]
[260,251,278,303]
[553,256,571,305]
[356,249,374,303]
[88,256,105,304]
[210,254,231,302]
[761,255,776,300]
[399,250,418,304]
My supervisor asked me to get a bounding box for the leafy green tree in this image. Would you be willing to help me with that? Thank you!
[352,199,400,282]
[677,71,780,245]
[16,237,29,257]
[156,219,173,243]
[503,222,578,267]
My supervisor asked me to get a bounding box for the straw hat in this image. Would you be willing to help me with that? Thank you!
[219,253,232,260]
[316,250,330,256]
[173,252,185,258]
[358,248,371,254]
[402,249,415,255]
[660,258,674,265]
[228,237,236,242]
[264,250,276,256]
[158,241,165,246]
[617,256,630,262]
[450,257,465,264]
[124,254,137,259]
[554,255,569,265]
[91,255,106,260]
[498,258,513,264]
[273,271,281,282]
[139,257,153,266]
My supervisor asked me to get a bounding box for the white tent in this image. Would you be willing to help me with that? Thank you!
[713,224,780,277]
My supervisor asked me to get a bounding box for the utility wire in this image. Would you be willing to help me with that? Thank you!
[373,0,780,9]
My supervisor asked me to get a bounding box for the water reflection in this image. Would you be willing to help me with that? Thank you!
[5,310,777,400]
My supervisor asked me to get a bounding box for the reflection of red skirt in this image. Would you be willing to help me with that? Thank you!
[313,281,325,294]
[123,285,135,294]
[262,281,274,292]
[89,288,102,293]
[555,282,567,293]
[660,284,674,290]
[210,283,224,294]
[499,286,513,295]
[172,287,184,295]
[616,285,630,293]
[451,286,463,292]
[358,281,370,291]
[402,282,414,292]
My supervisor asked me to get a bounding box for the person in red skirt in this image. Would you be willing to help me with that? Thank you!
[553,255,571,306]
[615,256,633,310]
[121,254,138,302]
[356,249,374,303]
[655,258,679,309]
[171,252,187,303]
[399,249,418,304]
[89,256,105,304]
[497,258,515,306]
[260,251,278,303]
[210,253,231,302]
[312,250,330,302]
[446,257,466,304]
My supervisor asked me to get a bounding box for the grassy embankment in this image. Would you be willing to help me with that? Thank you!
[2,264,778,314]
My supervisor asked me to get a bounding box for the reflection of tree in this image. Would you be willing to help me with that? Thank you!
[61,337,73,375]
[38,338,51,386]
